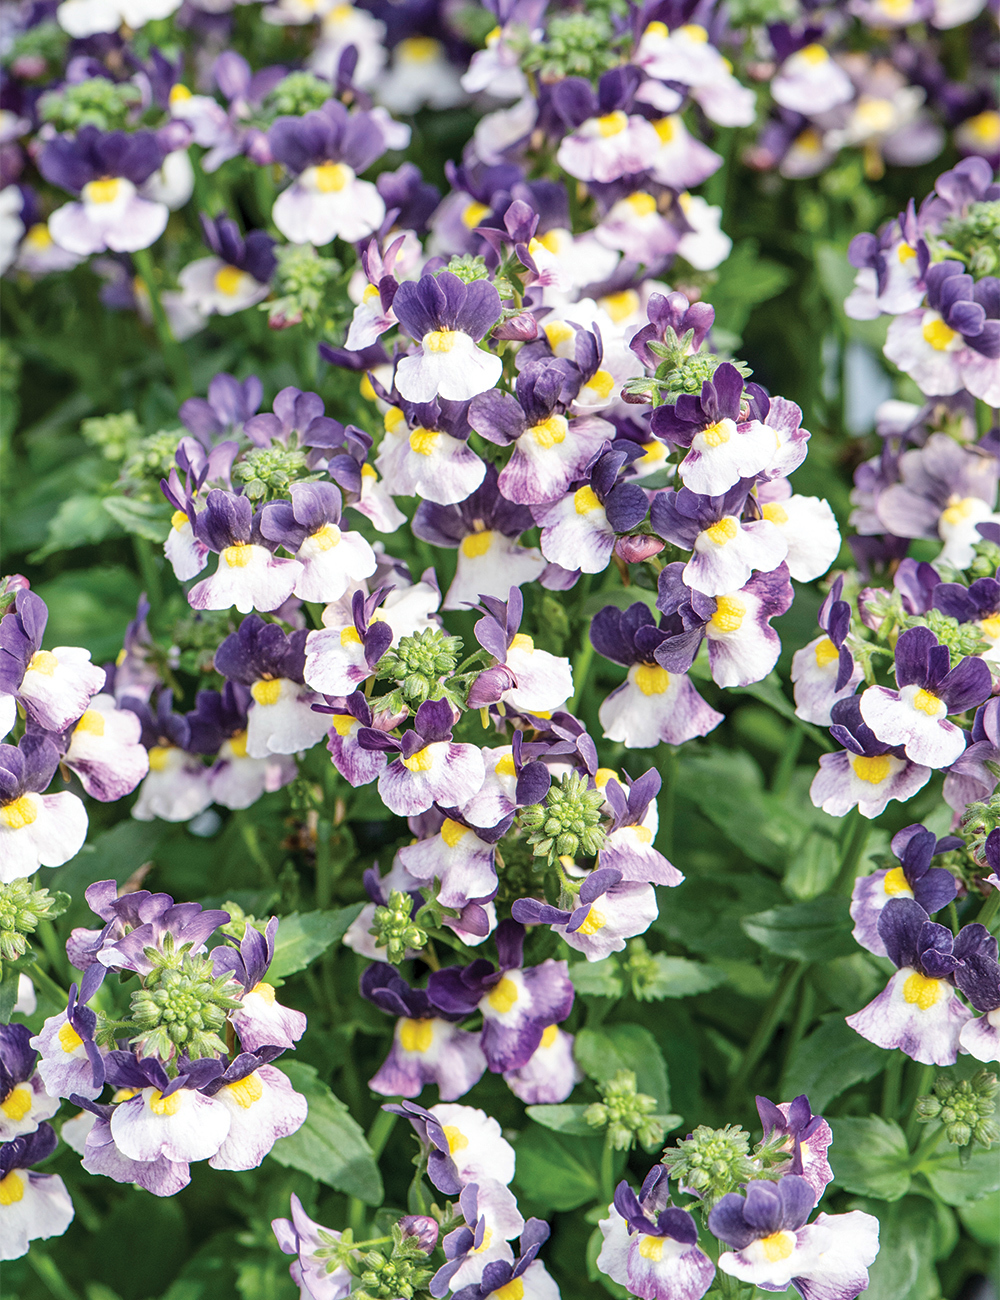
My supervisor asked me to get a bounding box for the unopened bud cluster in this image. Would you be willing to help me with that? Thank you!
[661,1124,758,1208]
[130,952,243,1061]
[352,1222,435,1299]
[522,772,606,865]
[915,1070,1000,1148]
[377,628,462,706]
[585,1069,665,1151]
[0,880,63,961]
[369,890,427,964]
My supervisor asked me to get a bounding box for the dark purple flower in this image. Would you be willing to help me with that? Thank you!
[179,373,263,447]
[199,213,276,285]
[38,125,164,194]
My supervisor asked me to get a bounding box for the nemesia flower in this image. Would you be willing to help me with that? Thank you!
[810,694,932,819]
[392,272,503,404]
[30,966,107,1103]
[361,964,487,1100]
[845,210,927,321]
[427,920,574,1072]
[430,1180,524,1296]
[502,1024,580,1105]
[859,626,992,769]
[202,1054,307,1171]
[446,1219,560,1300]
[0,1125,75,1261]
[846,899,988,1065]
[39,128,168,255]
[709,1175,879,1299]
[633,21,756,126]
[755,478,842,583]
[0,733,88,883]
[954,846,1000,1062]
[268,101,387,245]
[770,36,855,116]
[850,823,959,958]
[61,692,149,801]
[375,395,486,507]
[467,588,574,715]
[591,602,723,749]
[598,771,683,888]
[755,1094,834,1206]
[259,481,377,603]
[376,36,466,115]
[272,1193,354,1299]
[213,917,308,1052]
[944,697,1000,813]
[598,1172,715,1300]
[214,615,330,759]
[186,684,296,810]
[554,69,661,184]
[514,868,659,962]
[189,491,303,615]
[358,697,486,817]
[178,213,276,317]
[308,1,387,86]
[532,443,649,576]
[933,576,1000,665]
[0,1023,60,1141]
[791,577,863,726]
[56,0,180,36]
[387,1099,516,1194]
[304,587,394,697]
[412,465,546,609]
[0,589,105,732]
[397,816,499,914]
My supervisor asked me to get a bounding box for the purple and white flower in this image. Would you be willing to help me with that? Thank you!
[30,967,107,1103]
[387,1099,516,1194]
[771,38,855,116]
[503,1025,580,1105]
[273,1193,354,1300]
[268,101,387,245]
[791,578,863,725]
[515,869,659,962]
[859,626,992,769]
[810,695,932,820]
[634,22,756,126]
[845,899,984,1065]
[756,479,842,583]
[709,1175,879,1299]
[376,397,486,507]
[61,692,149,802]
[444,1219,559,1300]
[358,698,486,818]
[554,70,661,184]
[203,1055,307,1171]
[179,213,276,317]
[532,443,649,576]
[39,128,168,255]
[361,964,487,1101]
[392,272,502,404]
[467,589,574,716]
[430,1180,524,1296]
[259,482,377,604]
[0,733,87,883]
[186,684,296,810]
[850,823,960,957]
[0,1023,60,1141]
[756,1094,834,1206]
[213,918,308,1052]
[598,771,683,888]
[397,817,499,914]
[0,1125,75,1261]
[304,588,394,697]
[0,589,105,732]
[126,694,212,824]
[189,491,303,615]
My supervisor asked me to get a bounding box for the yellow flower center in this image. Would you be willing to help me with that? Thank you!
[528,230,561,255]
[495,754,516,777]
[634,664,670,695]
[25,223,53,250]
[596,110,627,137]
[706,517,739,545]
[529,414,568,448]
[384,406,407,434]
[643,21,668,37]
[309,523,341,551]
[586,369,616,399]
[652,117,676,144]
[84,177,122,205]
[214,265,246,296]
[399,35,440,61]
[228,730,249,758]
[1,796,37,831]
[912,688,942,716]
[814,637,839,668]
[594,767,617,787]
[148,1089,182,1117]
[488,976,520,1013]
[443,1124,469,1153]
[75,709,106,737]
[922,318,958,351]
[251,981,276,1004]
[491,1280,524,1300]
[600,289,640,322]
[626,192,657,218]
[112,1087,139,1103]
[222,542,253,568]
[700,420,731,448]
[941,496,977,526]
[402,746,434,772]
[251,678,282,707]
[169,83,192,104]
[1,1085,33,1121]
[574,486,601,514]
[883,866,912,896]
[340,626,362,646]
[313,162,350,193]
[679,22,708,39]
[0,1171,24,1206]
[964,111,1000,146]
[362,282,381,303]
[409,427,440,455]
[360,374,377,402]
[461,530,494,558]
[27,650,59,676]
[855,96,895,133]
[638,1235,665,1261]
[851,753,891,784]
[509,633,534,653]
[898,242,916,263]
[171,509,188,530]
[631,825,654,844]
[577,906,606,935]
[148,745,172,772]
[462,200,490,229]
[330,715,355,737]
[903,972,942,1010]
[424,330,459,353]
[540,1024,559,1048]
[762,503,789,525]
[59,1021,84,1053]
[543,320,575,350]
[440,817,468,848]
[799,42,828,63]
[759,1230,796,1262]
[399,1018,435,1052]
[981,615,1000,641]
[226,1073,264,1109]
[709,594,746,634]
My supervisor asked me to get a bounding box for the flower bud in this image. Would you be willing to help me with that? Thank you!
[614,534,665,564]
[493,314,538,341]
[398,1215,439,1253]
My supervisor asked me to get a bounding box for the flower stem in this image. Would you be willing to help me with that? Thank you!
[881,1050,904,1120]
[835,810,871,894]
[131,247,192,399]
[726,962,805,1110]
[599,1128,616,1205]
[976,888,1000,930]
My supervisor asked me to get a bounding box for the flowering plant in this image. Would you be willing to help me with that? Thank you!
[2,0,999,1297]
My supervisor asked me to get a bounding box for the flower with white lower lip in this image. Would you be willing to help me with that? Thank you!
[0,1125,75,1261]
[791,577,863,726]
[375,398,486,506]
[259,481,376,604]
[0,588,105,733]
[376,36,467,114]
[0,734,87,884]
[56,0,181,37]
[267,100,388,246]
[598,1176,716,1300]
[62,693,150,802]
[179,213,276,318]
[466,588,574,716]
[39,126,169,255]
[810,694,932,820]
[392,271,503,404]
[358,697,486,818]
[633,21,756,126]
[850,823,959,958]
[553,68,661,184]
[188,490,303,615]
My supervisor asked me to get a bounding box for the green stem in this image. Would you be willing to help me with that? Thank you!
[835,811,871,894]
[132,536,163,617]
[782,973,815,1076]
[26,964,70,1009]
[659,744,677,860]
[977,888,1000,930]
[947,901,960,936]
[726,962,806,1109]
[348,1195,366,1238]
[238,814,275,887]
[905,1064,935,1143]
[771,727,803,797]
[315,817,333,909]
[881,1050,904,1121]
[909,1123,946,1169]
[131,247,192,399]
[367,1104,398,1159]
[599,1128,616,1205]
[27,1250,82,1300]
[568,634,595,716]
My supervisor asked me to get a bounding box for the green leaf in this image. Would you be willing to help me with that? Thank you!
[730,675,834,751]
[575,1023,670,1111]
[958,1188,1000,1246]
[30,493,120,559]
[579,587,659,620]
[269,1062,382,1203]
[631,956,727,999]
[513,1126,602,1210]
[780,1014,888,1111]
[922,1141,1000,1206]
[524,1104,594,1136]
[742,896,858,962]
[0,967,20,1025]
[783,831,840,900]
[570,958,623,998]
[704,238,793,337]
[268,905,365,980]
[101,493,172,542]
[828,1116,911,1201]
[851,1196,942,1300]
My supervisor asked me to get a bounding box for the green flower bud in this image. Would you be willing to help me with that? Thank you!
[0,881,65,962]
[661,1124,758,1209]
[584,1069,666,1152]
[128,952,243,1062]
[522,771,607,867]
[369,890,427,964]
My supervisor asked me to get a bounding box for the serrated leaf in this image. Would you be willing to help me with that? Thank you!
[575,1023,670,1111]
[632,955,727,1000]
[30,493,120,560]
[780,1014,888,1111]
[922,1141,1000,1206]
[269,1062,382,1203]
[742,896,857,962]
[101,494,172,542]
[829,1116,911,1200]
[524,1104,594,1136]
[268,905,365,980]
[570,958,623,999]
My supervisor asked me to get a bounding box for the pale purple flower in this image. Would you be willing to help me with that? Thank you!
[810,695,932,820]
[273,1193,354,1299]
[376,395,486,507]
[0,589,105,732]
[358,697,486,818]
[178,213,276,317]
[791,577,863,726]
[392,272,503,404]
[0,733,88,883]
[0,1024,60,1141]
[0,1126,74,1261]
[125,693,213,824]
[467,588,574,716]
[61,692,149,801]
[515,869,659,962]
[553,70,661,184]
[189,491,303,615]
[213,917,308,1052]
[850,823,959,958]
[756,1094,834,1206]
[598,1171,715,1300]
